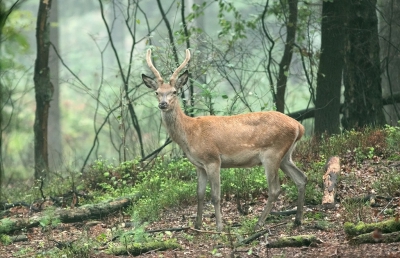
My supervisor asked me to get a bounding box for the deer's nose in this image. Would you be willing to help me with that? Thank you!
[159,102,168,109]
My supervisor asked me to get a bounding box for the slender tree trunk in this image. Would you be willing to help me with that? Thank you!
[379,0,400,125]
[342,0,385,130]
[314,0,346,135]
[0,1,4,201]
[34,0,53,179]
[276,0,298,113]
[48,0,62,172]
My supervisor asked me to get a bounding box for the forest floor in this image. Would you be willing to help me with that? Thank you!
[1,158,400,258]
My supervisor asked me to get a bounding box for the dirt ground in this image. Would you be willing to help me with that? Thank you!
[1,159,400,257]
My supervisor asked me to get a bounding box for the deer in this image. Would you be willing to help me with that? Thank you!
[141,49,307,231]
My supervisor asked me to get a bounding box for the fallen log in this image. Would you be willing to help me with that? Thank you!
[107,239,181,256]
[0,195,138,234]
[344,219,400,237]
[349,230,400,245]
[267,234,321,248]
[322,156,341,208]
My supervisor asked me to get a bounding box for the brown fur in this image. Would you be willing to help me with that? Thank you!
[142,49,307,231]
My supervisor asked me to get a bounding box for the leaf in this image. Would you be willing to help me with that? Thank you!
[221,95,228,99]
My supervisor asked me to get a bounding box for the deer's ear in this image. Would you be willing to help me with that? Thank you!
[175,70,189,90]
[142,74,158,90]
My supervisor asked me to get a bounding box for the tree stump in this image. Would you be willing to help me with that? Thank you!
[322,156,341,208]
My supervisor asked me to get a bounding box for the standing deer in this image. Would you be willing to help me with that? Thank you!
[141,49,307,231]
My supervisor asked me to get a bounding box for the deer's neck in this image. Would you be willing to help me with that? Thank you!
[160,104,191,148]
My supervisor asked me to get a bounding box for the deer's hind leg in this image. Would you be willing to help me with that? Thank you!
[255,152,282,230]
[279,142,307,225]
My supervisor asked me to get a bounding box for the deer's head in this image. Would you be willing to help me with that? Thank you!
[142,49,190,111]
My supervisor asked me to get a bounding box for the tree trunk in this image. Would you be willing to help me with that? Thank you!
[314,0,346,135]
[34,0,53,179]
[342,0,385,130]
[48,0,62,172]
[379,0,400,125]
[0,1,5,202]
[276,0,298,113]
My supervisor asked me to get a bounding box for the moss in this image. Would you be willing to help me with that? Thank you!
[108,239,181,255]
[344,219,400,237]
[267,234,318,248]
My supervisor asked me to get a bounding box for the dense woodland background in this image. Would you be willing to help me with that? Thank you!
[1,1,400,257]
[0,0,399,189]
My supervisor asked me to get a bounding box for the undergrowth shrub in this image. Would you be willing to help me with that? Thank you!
[83,157,141,190]
[385,122,400,158]
[221,167,267,201]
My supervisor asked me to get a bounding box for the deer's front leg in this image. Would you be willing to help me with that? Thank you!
[207,164,223,231]
[195,167,207,229]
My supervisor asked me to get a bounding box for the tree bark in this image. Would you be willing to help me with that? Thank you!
[322,156,340,208]
[314,0,346,135]
[0,196,137,234]
[276,0,298,113]
[379,0,400,125]
[342,0,386,130]
[34,0,53,179]
[48,0,62,172]
[0,1,5,203]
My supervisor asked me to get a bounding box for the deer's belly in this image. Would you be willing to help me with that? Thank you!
[220,152,262,168]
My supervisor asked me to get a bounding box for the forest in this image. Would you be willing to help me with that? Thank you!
[0,0,400,257]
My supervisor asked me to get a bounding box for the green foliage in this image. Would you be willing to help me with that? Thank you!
[49,242,91,258]
[319,128,386,162]
[0,234,11,245]
[373,167,400,197]
[385,122,400,157]
[39,207,61,229]
[221,167,267,201]
[84,157,141,192]
[0,218,13,234]
[217,0,258,45]
[89,157,197,223]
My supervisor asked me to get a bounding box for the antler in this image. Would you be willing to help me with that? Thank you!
[170,49,191,86]
[146,49,164,85]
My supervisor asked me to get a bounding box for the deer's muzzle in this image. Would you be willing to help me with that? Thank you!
[159,102,168,109]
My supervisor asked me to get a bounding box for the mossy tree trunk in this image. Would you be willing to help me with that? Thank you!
[34,0,53,179]
[342,0,386,129]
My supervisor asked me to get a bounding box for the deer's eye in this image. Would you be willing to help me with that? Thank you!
[155,92,159,95]
[173,90,177,95]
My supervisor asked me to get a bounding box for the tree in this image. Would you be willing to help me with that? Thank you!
[342,0,385,129]
[314,0,346,135]
[48,0,62,171]
[0,0,26,199]
[379,0,400,125]
[33,0,53,179]
[276,0,298,113]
